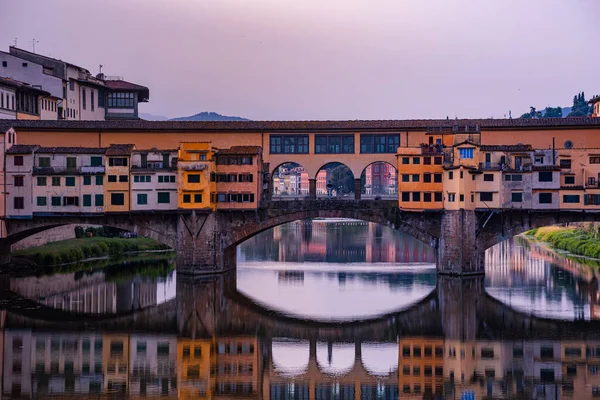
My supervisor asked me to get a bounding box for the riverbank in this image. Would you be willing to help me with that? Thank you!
[525,225,600,267]
[12,236,172,267]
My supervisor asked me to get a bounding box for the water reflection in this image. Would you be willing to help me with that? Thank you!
[236,219,436,321]
[485,237,600,320]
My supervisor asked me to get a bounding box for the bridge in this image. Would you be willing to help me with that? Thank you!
[5,199,600,275]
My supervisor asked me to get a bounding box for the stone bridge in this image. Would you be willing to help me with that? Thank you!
[4,200,600,275]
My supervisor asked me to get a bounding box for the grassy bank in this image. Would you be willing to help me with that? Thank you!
[13,236,172,266]
[525,225,600,260]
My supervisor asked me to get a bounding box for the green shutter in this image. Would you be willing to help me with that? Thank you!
[90,156,102,166]
[51,196,61,206]
[65,177,75,186]
[95,175,103,185]
[83,176,91,185]
[95,194,104,207]
[36,197,47,206]
[157,192,170,204]
[37,177,47,186]
[83,195,91,207]
[137,193,148,205]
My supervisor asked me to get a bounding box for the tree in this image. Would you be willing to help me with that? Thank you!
[520,106,542,119]
[567,91,592,117]
[542,106,562,118]
[326,163,354,195]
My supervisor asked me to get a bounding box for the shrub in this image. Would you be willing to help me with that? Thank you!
[81,245,92,259]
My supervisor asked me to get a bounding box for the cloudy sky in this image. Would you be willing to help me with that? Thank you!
[1,0,599,120]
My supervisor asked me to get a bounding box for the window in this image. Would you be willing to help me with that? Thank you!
[38,157,50,167]
[479,192,493,202]
[269,135,309,154]
[188,174,201,183]
[460,170,463,179]
[111,193,125,205]
[95,175,103,185]
[458,148,474,159]
[563,195,580,203]
[401,192,410,202]
[413,157,420,164]
[538,171,553,182]
[83,195,91,207]
[565,347,582,357]
[535,155,544,164]
[36,196,46,206]
[460,194,464,202]
[481,348,495,359]
[63,196,78,206]
[412,174,420,182]
[483,174,494,181]
[90,156,102,166]
[589,177,597,186]
[65,177,75,186]
[513,347,524,358]
[52,177,60,186]
[82,88,86,110]
[423,157,431,165]
[194,194,202,203]
[118,175,128,182]
[448,193,456,202]
[423,173,432,183]
[157,192,170,204]
[108,175,117,182]
[13,197,24,209]
[1,61,6,67]
[360,134,399,153]
[424,192,432,202]
[315,134,354,153]
[539,193,553,204]
[83,176,91,185]
[51,196,61,206]
[412,192,420,202]
[69,80,75,91]
[91,89,95,111]
[433,173,442,183]
[183,194,191,203]
[14,176,23,187]
[13,155,23,166]
[564,175,575,185]
[560,159,572,168]
[511,192,523,202]
[108,157,128,166]
[590,157,600,164]
[448,171,454,180]
[401,174,409,182]
[402,157,409,165]
[107,91,135,108]
[434,192,442,202]
[137,193,148,205]
[95,194,104,206]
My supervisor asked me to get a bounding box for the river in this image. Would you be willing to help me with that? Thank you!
[1,219,599,399]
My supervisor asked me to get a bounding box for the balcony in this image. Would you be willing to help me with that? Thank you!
[420,144,444,155]
[33,166,105,175]
[478,162,504,171]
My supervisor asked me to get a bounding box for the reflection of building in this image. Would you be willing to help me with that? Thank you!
[215,336,260,397]
[130,334,177,396]
[399,337,444,398]
[177,339,215,399]
[102,333,130,392]
[3,329,33,398]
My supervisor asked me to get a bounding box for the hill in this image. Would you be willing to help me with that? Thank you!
[169,112,249,121]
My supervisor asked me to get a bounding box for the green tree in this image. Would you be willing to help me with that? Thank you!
[542,106,562,118]
[326,163,354,195]
[567,91,592,117]
[520,106,542,119]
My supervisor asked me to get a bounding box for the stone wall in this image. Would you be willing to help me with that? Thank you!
[10,224,100,251]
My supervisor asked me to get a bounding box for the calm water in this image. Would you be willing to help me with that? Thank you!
[1,219,600,399]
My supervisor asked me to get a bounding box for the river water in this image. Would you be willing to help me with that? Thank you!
[1,219,600,399]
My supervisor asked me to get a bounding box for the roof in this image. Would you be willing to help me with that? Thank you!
[6,144,39,154]
[532,165,561,171]
[453,140,479,147]
[106,144,135,156]
[1,117,600,133]
[216,146,262,155]
[36,147,107,154]
[589,96,600,105]
[133,148,178,153]
[0,76,50,96]
[480,144,533,152]
[104,80,149,102]
[9,46,88,73]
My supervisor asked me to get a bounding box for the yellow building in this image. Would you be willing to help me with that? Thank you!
[102,333,130,392]
[178,142,215,210]
[177,338,215,400]
[104,144,134,212]
[397,145,444,210]
[399,337,445,398]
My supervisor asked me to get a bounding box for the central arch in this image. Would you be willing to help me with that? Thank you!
[315,162,355,199]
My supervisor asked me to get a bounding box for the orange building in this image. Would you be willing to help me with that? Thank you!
[399,337,445,398]
[178,142,215,210]
[214,146,263,210]
[177,338,215,400]
[104,144,134,212]
[397,144,444,209]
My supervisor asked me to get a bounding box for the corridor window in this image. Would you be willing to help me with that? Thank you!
[315,134,354,154]
[458,148,474,159]
[538,171,553,182]
[563,195,580,204]
[360,134,399,153]
[107,92,135,108]
[539,193,553,204]
[269,135,309,154]
[479,192,494,202]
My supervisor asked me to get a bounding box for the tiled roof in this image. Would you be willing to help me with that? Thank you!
[532,165,561,171]
[106,144,135,156]
[216,146,262,155]
[6,144,39,154]
[1,117,600,133]
[589,96,600,105]
[103,79,148,91]
[133,148,178,153]
[480,144,533,152]
[0,76,51,95]
[36,147,107,154]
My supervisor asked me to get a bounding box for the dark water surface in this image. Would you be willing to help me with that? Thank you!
[1,219,600,399]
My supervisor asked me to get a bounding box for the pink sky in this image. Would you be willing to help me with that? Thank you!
[1,0,599,120]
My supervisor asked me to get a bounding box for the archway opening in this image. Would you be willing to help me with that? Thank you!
[360,162,397,199]
[315,162,355,199]
[271,162,309,200]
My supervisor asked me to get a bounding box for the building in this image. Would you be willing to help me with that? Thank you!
[591,96,600,118]
[5,144,37,218]
[214,146,262,210]
[0,76,52,120]
[131,148,178,211]
[397,145,444,209]
[178,142,215,210]
[399,337,445,398]
[214,336,260,397]
[102,333,130,392]
[177,338,215,399]
[105,144,135,213]
[129,334,177,396]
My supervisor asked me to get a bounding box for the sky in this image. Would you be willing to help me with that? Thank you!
[1,0,599,120]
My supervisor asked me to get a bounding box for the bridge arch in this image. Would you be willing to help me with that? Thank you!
[359,161,398,199]
[314,162,355,199]
[271,161,310,199]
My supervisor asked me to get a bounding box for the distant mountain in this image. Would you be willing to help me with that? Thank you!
[169,111,249,121]
[139,113,170,121]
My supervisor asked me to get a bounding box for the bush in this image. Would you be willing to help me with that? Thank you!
[81,245,93,259]
[74,226,85,238]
